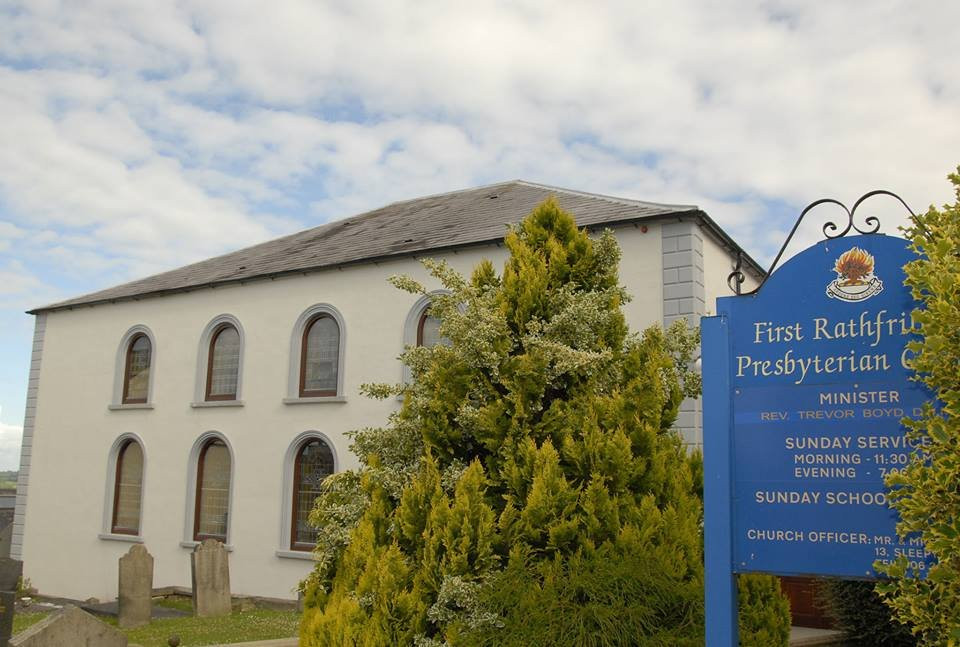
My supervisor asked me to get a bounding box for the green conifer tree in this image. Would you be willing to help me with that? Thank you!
[299,199,768,645]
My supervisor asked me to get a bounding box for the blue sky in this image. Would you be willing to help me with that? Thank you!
[0,1,958,469]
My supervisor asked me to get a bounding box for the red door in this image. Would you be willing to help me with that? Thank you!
[778,576,834,629]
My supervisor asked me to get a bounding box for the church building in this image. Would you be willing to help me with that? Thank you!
[13,181,762,601]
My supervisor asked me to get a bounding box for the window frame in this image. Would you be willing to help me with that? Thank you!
[276,431,338,559]
[289,437,335,551]
[205,324,241,402]
[298,314,340,398]
[192,438,231,543]
[111,439,144,535]
[401,291,449,384]
[417,307,446,347]
[194,315,245,406]
[182,432,234,548]
[286,304,346,402]
[121,333,151,405]
[111,325,157,409]
[100,433,147,542]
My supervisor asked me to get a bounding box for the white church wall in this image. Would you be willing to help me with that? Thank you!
[702,229,762,313]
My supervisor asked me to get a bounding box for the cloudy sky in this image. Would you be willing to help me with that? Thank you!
[0,1,957,469]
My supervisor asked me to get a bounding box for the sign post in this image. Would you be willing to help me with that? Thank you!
[703,314,737,645]
[703,197,933,646]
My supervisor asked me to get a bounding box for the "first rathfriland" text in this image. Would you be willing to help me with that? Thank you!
[735,309,918,385]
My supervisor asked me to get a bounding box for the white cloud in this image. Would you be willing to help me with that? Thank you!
[0,0,957,283]
[0,261,44,298]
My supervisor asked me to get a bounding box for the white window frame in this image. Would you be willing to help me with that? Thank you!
[276,431,339,560]
[99,433,147,542]
[181,431,235,550]
[284,304,347,404]
[192,314,245,407]
[109,325,157,410]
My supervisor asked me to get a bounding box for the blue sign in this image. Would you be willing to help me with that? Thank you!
[703,233,934,644]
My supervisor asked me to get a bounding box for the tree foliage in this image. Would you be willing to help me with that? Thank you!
[737,573,790,647]
[876,168,960,646]
[820,579,916,647]
[299,198,783,645]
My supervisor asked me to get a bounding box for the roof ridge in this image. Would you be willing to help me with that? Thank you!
[367,179,519,212]
[297,180,522,232]
[512,180,699,211]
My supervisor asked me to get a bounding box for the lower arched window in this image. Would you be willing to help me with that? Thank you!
[194,439,231,541]
[111,439,144,535]
[291,438,335,550]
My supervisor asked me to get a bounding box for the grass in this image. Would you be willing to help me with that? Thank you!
[154,595,194,613]
[13,611,50,635]
[13,607,300,647]
[118,609,300,647]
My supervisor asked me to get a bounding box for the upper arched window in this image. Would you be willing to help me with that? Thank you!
[299,315,340,397]
[290,438,335,550]
[194,439,231,542]
[111,439,144,535]
[206,324,241,401]
[112,325,156,408]
[401,292,451,384]
[417,308,450,348]
[122,334,152,404]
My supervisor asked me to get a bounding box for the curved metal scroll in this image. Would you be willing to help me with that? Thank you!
[727,252,745,295]
[732,190,916,295]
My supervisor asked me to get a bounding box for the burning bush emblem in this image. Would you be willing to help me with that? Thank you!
[826,246,883,301]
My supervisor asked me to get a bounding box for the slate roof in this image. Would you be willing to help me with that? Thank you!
[32,180,762,313]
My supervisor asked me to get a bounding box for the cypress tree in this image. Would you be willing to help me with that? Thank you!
[300,199,717,645]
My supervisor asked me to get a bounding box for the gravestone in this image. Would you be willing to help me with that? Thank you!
[0,558,22,647]
[9,605,127,647]
[118,544,153,628]
[191,539,231,617]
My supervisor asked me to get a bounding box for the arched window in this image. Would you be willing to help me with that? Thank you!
[206,325,241,401]
[287,305,345,402]
[417,308,450,348]
[111,439,144,535]
[290,438,335,550]
[401,292,451,385]
[112,325,156,408]
[122,334,152,404]
[194,439,231,542]
[299,315,340,397]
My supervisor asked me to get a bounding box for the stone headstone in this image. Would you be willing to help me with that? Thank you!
[118,544,153,628]
[0,591,14,647]
[0,559,22,593]
[0,558,22,647]
[191,539,230,617]
[9,606,127,647]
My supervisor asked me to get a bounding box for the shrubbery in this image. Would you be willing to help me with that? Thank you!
[737,574,791,647]
[819,579,916,646]
[875,168,960,645]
